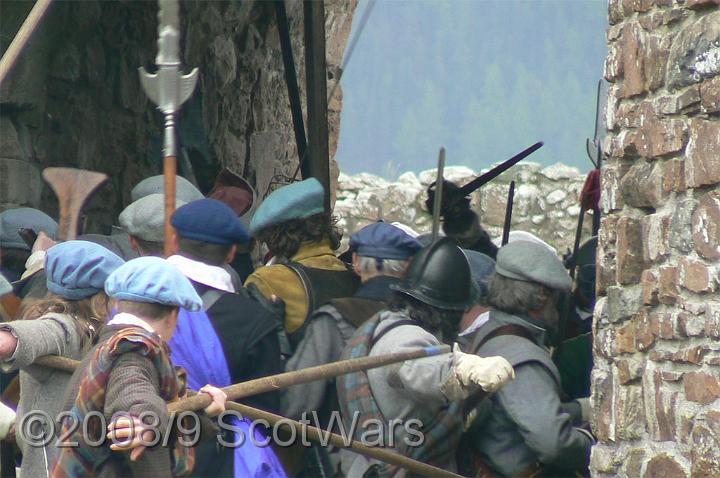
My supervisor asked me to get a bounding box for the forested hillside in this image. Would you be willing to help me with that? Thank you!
[336,0,608,177]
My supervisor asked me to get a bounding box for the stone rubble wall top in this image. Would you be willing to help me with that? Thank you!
[334,161,594,254]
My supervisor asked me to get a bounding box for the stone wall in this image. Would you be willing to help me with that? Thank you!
[592,1,720,477]
[335,162,594,254]
[0,0,355,232]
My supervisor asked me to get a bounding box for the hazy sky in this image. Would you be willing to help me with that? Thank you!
[334,0,608,177]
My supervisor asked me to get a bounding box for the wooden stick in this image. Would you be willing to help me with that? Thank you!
[0,0,54,85]
[225,401,464,478]
[163,155,177,257]
[169,345,449,413]
[33,345,450,410]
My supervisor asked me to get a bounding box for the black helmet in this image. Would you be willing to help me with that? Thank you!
[391,237,478,310]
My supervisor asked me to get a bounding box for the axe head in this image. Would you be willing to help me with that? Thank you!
[42,168,109,240]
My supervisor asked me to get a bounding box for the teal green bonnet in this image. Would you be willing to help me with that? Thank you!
[249,178,324,234]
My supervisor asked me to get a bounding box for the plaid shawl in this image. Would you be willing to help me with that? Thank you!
[337,312,462,476]
[52,327,195,477]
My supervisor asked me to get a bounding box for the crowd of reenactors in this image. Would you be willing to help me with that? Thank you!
[0,170,597,478]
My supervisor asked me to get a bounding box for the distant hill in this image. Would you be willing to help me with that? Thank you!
[335,0,608,177]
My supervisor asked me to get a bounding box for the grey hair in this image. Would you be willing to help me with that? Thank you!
[486,273,558,315]
[357,256,408,278]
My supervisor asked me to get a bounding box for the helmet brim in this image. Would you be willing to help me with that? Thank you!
[390,280,480,311]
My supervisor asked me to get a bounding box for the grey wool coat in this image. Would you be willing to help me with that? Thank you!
[0,313,89,478]
[340,310,458,478]
[462,310,592,477]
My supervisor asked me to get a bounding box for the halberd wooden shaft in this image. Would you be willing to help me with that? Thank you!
[225,401,465,478]
[163,155,177,256]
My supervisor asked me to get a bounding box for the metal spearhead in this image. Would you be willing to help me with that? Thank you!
[139,0,198,157]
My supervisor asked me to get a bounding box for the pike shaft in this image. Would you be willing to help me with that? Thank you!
[33,346,450,413]
[170,345,449,413]
[226,401,464,478]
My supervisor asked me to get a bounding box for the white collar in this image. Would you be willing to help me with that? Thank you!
[107,312,156,334]
[166,255,235,293]
[459,310,491,337]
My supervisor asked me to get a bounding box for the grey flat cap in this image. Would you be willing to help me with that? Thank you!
[119,194,186,242]
[131,175,204,203]
[0,208,58,250]
[496,240,571,292]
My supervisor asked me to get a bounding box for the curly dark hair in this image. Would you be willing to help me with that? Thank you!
[255,212,342,259]
[388,292,463,344]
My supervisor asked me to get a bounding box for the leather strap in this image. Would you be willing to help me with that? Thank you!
[370,319,418,348]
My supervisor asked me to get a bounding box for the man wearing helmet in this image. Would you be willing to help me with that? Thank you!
[336,238,515,477]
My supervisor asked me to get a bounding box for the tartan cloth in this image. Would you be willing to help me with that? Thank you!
[52,326,195,477]
[337,313,462,476]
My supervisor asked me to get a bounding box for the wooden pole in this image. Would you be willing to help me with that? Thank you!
[303,0,331,212]
[169,345,449,413]
[0,0,54,85]
[226,401,464,478]
[32,345,451,412]
[163,154,177,256]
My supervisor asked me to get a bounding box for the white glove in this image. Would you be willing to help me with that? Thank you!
[0,402,16,440]
[452,344,515,393]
